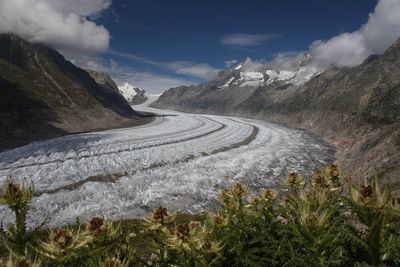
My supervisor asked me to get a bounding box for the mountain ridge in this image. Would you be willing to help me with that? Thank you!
[153,38,400,191]
[0,34,144,151]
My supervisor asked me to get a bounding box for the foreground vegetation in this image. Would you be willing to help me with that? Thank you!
[0,165,399,266]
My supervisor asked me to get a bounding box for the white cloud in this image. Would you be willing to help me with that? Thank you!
[311,0,400,68]
[241,58,264,71]
[0,0,111,56]
[48,0,111,17]
[113,71,196,93]
[221,33,280,47]
[270,52,310,71]
[166,61,220,79]
[109,50,220,80]
[75,56,197,93]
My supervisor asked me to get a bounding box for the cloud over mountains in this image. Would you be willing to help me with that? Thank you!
[0,0,111,56]
[311,0,400,67]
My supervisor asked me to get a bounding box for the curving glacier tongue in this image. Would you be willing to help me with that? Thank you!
[0,103,334,228]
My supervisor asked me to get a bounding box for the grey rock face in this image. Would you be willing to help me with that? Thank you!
[86,70,120,94]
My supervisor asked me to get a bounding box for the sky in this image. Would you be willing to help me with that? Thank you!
[1,0,400,93]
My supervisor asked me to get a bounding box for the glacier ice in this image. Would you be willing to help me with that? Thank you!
[0,103,334,228]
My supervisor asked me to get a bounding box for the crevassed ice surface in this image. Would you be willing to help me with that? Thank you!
[0,100,334,228]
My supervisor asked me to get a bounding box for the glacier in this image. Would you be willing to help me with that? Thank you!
[0,100,334,228]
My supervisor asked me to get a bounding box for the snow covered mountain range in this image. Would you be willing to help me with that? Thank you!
[153,38,400,194]
[215,54,319,90]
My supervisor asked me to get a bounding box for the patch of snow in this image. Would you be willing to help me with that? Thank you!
[234,64,242,70]
[218,77,235,89]
[238,71,264,87]
[265,66,318,86]
[291,66,320,85]
[118,82,139,102]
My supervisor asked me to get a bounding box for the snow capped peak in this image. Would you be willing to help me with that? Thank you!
[119,82,138,91]
[217,54,320,89]
[118,82,142,102]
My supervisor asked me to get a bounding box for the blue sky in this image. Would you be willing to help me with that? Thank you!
[101,0,376,63]
[4,0,400,93]
[95,0,378,91]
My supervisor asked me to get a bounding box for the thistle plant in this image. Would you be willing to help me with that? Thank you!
[278,165,351,266]
[143,206,176,231]
[347,177,400,265]
[0,177,34,255]
[85,217,121,251]
[143,206,221,266]
[0,165,398,266]
[37,227,93,266]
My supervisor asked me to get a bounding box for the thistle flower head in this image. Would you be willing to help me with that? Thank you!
[5,182,21,199]
[204,241,223,254]
[261,189,277,201]
[312,171,329,188]
[218,183,248,207]
[218,188,233,205]
[284,172,304,188]
[165,221,207,250]
[86,217,106,234]
[232,183,248,197]
[51,229,74,249]
[0,178,33,210]
[39,228,92,261]
[85,217,120,241]
[208,213,228,228]
[153,207,168,223]
[349,178,391,208]
[145,206,175,230]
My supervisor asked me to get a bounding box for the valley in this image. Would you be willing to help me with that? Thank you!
[0,99,334,228]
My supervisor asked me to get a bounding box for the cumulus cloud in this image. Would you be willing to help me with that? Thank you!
[270,52,310,71]
[241,57,264,71]
[48,0,111,17]
[221,33,280,47]
[311,0,400,68]
[0,0,111,56]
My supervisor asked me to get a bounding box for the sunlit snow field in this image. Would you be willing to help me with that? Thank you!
[0,99,334,228]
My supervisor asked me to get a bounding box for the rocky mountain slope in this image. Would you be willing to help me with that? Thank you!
[153,39,400,191]
[0,34,141,151]
[153,54,319,114]
[118,82,152,105]
[86,70,120,94]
